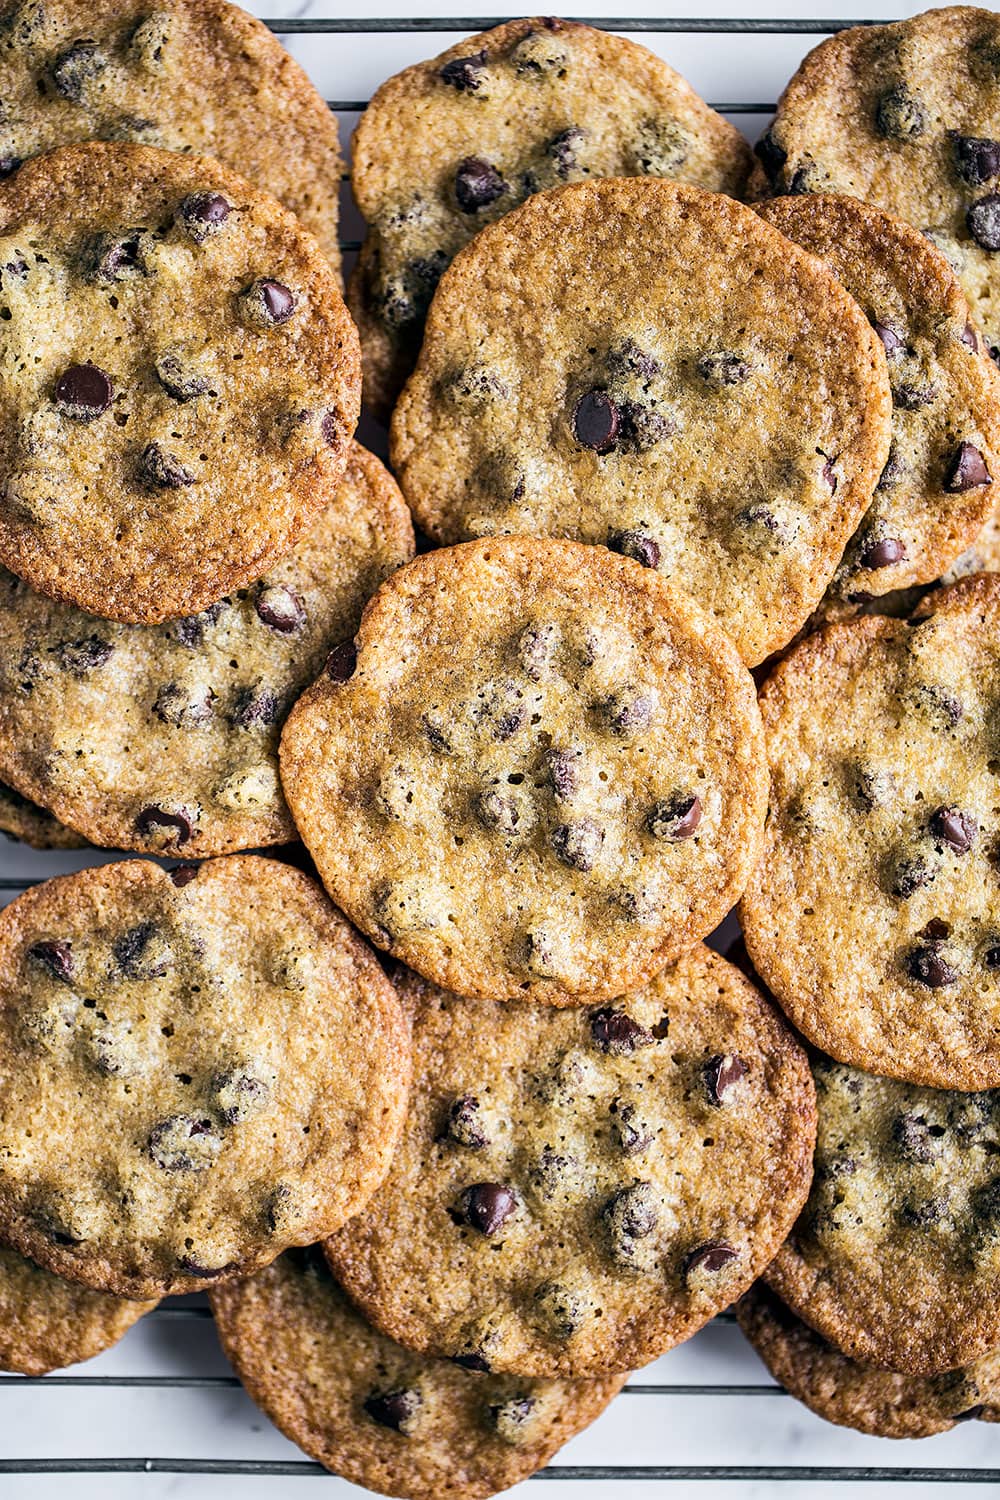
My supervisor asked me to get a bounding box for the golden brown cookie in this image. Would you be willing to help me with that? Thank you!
[0,856,409,1298]
[0,142,360,624]
[0,443,413,857]
[0,778,85,848]
[0,1244,155,1375]
[211,1248,625,1500]
[325,954,815,1378]
[280,536,767,1003]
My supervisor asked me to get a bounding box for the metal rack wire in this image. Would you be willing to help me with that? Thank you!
[2,8,999,1487]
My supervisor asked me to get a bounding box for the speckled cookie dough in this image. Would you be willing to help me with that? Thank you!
[738,1283,1000,1437]
[325,955,816,1378]
[0,0,343,273]
[0,142,360,624]
[210,1249,625,1500]
[0,778,85,848]
[0,1244,155,1375]
[0,856,410,1298]
[349,16,751,416]
[280,537,767,1003]
[389,178,893,667]
[756,194,1000,600]
[0,443,413,857]
[762,1055,1000,1376]
[748,7,1000,359]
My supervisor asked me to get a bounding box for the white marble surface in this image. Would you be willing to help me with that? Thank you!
[2,1,998,1497]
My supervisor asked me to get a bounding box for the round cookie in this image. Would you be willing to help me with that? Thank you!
[211,1248,626,1500]
[0,856,409,1298]
[280,537,767,1004]
[325,954,816,1378]
[0,443,414,857]
[737,1284,1000,1438]
[349,16,751,416]
[756,194,1000,600]
[741,572,1000,1088]
[762,1054,1000,1377]
[748,6,1000,356]
[0,1244,155,1375]
[389,178,893,667]
[0,142,360,624]
[0,0,344,273]
[0,778,85,848]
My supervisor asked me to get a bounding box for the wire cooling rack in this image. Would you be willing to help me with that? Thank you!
[2,5,1000,1493]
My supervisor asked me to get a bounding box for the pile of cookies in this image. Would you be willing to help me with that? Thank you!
[2,2,1000,1492]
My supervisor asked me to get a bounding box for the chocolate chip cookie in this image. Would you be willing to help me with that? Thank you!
[349,16,751,416]
[762,1054,1000,1376]
[738,1283,1000,1438]
[0,778,84,848]
[756,194,1000,602]
[389,178,893,666]
[0,856,409,1298]
[0,443,413,857]
[280,537,767,1003]
[0,142,360,624]
[749,7,1000,359]
[211,1248,625,1499]
[325,953,815,1378]
[0,1244,155,1375]
[741,572,1000,1088]
[0,0,344,272]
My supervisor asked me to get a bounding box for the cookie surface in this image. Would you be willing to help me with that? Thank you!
[0,778,84,848]
[0,856,409,1298]
[738,1283,1000,1438]
[211,1249,625,1499]
[0,1244,155,1375]
[390,178,892,666]
[326,954,816,1378]
[0,0,343,272]
[0,142,360,623]
[350,16,751,415]
[757,194,1000,599]
[763,1054,1000,1376]
[742,573,1000,1088]
[748,7,1000,358]
[281,537,767,1003]
[0,443,413,857]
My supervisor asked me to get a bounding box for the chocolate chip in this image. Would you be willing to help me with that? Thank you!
[212,1067,272,1125]
[140,442,196,488]
[54,363,112,421]
[177,191,231,242]
[154,348,212,402]
[54,636,112,675]
[697,350,750,386]
[452,1350,492,1372]
[0,156,21,180]
[944,441,992,491]
[972,1178,1000,1227]
[476,790,524,836]
[27,939,74,982]
[440,48,488,90]
[113,920,170,978]
[953,133,1000,186]
[899,1194,949,1228]
[851,764,895,810]
[968,193,1000,251]
[620,405,675,453]
[647,792,702,842]
[604,1180,658,1264]
[518,621,558,679]
[877,442,907,490]
[326,642,357,683]
[87,230,145,285]
[874,84,927,140]
[548,125,586,178]
[892,381,938,411]
[363,1388,422,1435]
[240,278,297,326]
[704,1054,748,1106]
[906,945,959,988]
[754,128,787,186]
[533,1280,588,1338]
[457,1183,517,1236]
[859,536,907,569]
[169,863,199,888]
[546,747,579,800]
[873,320,906,357]
[251,584,306,636]
[610,1099,655,1156]
[135,805,194,845]
[682,1240,738,1280]
[590,1008,653,1055]
[173,601,226,647]
[961,320,979,352]
[444,1095,490,1149]
[51,39,106,100]
[152,682,214,729]
[479,679,526,741]
[599,686,653,737]
[573,389,619,452]
[912,683,964,727]
[607,337,662,381]
[231,685,279,729]
[607,527,661,569]
[550,817,604,872]
[890,856,936,899]
[489,1395,538,1447]
[892,1111,944,1164]
[929,805,976,853]
[454,156,508,212]
[148,1115,222,1172]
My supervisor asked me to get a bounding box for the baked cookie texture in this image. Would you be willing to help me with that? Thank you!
[0,142,360,624]
[0,1244,155,1375]
[757,194,1000,601]
[389,178,893,667]
[0,443,414,857]
[349,16,751,415]
[0,856,410,1298]
[211,1248,626,1500]
[0,778,85,848]
[738,1284,1000,1438]
[280,537,768,1004]
[741,573,1000,1088]
[748,6,1000,357]
[325,955,816,1378]
[0,0,344,273]
[763,1054,1000,1377]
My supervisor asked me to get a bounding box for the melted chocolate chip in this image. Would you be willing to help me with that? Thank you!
[545,747,579,800]
[704,1053,747,1106]
[550,817,604,872]
[212,1067,271,1125]
[444,1095,490,1149]
[364,1387,422,1435]
[893,381,938,411]
[912,684,964,727]
[231,685,279,729]
[899,1194,949,1228]
[873,320,906,357]
[961,321,980,352]
[27,939,74,982]
[454,156,508,212]
[892,1111,944,1164]
[906,945,959,988]
[968,194,1000,251]
[54,636,112,675]
[890,856,935,899]
[607,337,662,381]
[647,792,702,841]
[54,363,112,420]
[604,1180,658,1245]
[573,389,620,452]
[173,601,226,647]
[590,1008,654,1055]
[240,278,297,326]
[929,805,976,853]
[88,230,145,285]
[177,191,231,242]
[754,128,787,186]
[457,1182,517,1236]
[154,349,212,402]
[682,1240,738,1280]
[326,642,357,682]
[548,125,585,177]
[607,527,660,569]
[954,134,1000,187]
[600,687,653,737]
[452,1350,492,1372]
[51,39,106,100]
[148,1115,222,1172]
[859,536,907,569]
[440,48,488,90]
[169,863,199,888]
[518,621,559,680]
[140,442,196,488]
[135,805,194,845]
[874,84,927,140]
[254,584,306,635]
[944,441,992,491]
[610,1099,655,1156]
[0,156,21,180]
[113,920,169,978]
[152,681,214,728]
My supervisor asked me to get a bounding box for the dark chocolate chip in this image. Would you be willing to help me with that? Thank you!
[920,918,951,941]
[961,320,980,352]
[212,1067,271,1125]
[647,793,702,841]
[874,84,927,140]
[859,536,907,569]
[610,1099,655,1156]
[972,1178,1000,1226]
[176,1255,239,1279]
[608,527,661,569]
[892,381,938,411]
[604,1180,658,1241]
[363,1388,423,1435]
[906,945,959,988]
[140,442,196,488]
[27,939,73,982]
[968,194,1000,251]
[892,1111,944,1164]
[440,48,488,91]
[135,805,193,845]
[877,443,907,490]
[929,805,976,853]
[113,920,168,979]
[51,39,106,101]
[754,128,787,186]
[241,278,297,325]
[545,747,579,800]
[573,389,619,452]
[944,441,992,491]
[444,1095,490,1150]
[550,817,604,872]
[607,337,662,381]
[152,681,214,728]
[452,1351,492,1372]
[148,1115,222,1172]
[697,350,750,386]
[54,363,112,420]
[682,1240,738,1280]
[548,125,585,178]
[518,621,558,679]
[890,856,935,899]
[0,156,21,180]
[253,584,306,635]
[169,863,199,888]
[326,642,357,682]
[912,684,964,727]
[873,320,905,357]
[154,349,212,402]
[704,1054,748,1106]
[88,230,145,285]
[899,1194,949,1228]
[173,601,226,648]
[457,1182,517,1236]
[600,687,653,737]
[231,685,279,729]
[953,133,1000,187]
[177,191,231,243]
[590,1007,654,1055]
[54,636,112,675]
[454,156,508,212]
